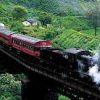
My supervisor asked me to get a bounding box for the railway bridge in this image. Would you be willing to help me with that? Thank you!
[0,45,100,100]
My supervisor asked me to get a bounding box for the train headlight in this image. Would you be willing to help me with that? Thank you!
[64,54,68,59]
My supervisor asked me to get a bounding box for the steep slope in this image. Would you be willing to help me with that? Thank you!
[53,29,100,50]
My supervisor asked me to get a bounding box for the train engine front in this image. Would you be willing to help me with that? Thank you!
[65,48,93,71]
[40,47,93,78]
[40,48,78,75]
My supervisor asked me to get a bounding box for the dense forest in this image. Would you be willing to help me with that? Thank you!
[0,0,100,100]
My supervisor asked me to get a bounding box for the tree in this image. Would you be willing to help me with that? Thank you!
[87,9,100,36]
[86,1,100,36]
[39,12,52,26]
[12,5,28,20]
[32,0,60,13]
[0,73,21,100]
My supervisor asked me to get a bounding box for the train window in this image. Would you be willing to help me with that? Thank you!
[26,45,29,49]
[23,44,26,47]
[12,40,15,43]
[28,46,30,49]
[13,40,15,43]
[19,42,22,46]
[18,42,33,50]
[26,44,28,48]
[16,41,20,45]
[12,40,14,43]
[16,41,18,44]
[28,45,31,49]
[30,46,33,50]
[25,44,28,48]
[21,43,24,47]
[13,40,14,43]
[15,40,17,43]
[34,47,39,51]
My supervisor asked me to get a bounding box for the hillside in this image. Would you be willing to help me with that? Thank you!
[0,0,96,15]
[53,29,100,50]
[0,0,100,100]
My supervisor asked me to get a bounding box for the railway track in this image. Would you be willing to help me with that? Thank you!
[0,45,100,100]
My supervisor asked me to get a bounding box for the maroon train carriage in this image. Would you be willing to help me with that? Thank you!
[11,34,52,57]
[0,27,15,45]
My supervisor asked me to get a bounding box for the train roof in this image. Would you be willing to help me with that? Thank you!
[11,34,48,44]
[65,48,83,54]
[65,48,91,55]
[0,27,15,36]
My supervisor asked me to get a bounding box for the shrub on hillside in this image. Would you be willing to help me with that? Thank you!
[53,16,90,31]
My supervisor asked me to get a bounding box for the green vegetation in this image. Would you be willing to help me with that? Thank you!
[58,95,70,100]
[0,73,21,100]
[53,29,100,50]
[0,0,100,100]
[39,12,52,26]
[81,28,100,36]
[12,5,28,20]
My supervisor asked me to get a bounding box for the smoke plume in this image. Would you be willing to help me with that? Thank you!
[88,64,100,84]
[88,45,100,84]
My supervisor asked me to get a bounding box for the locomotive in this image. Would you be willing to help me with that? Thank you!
[0,27,96,86]
[40,48,93,78]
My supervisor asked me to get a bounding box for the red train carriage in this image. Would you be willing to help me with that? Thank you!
[11,34,52,57]
[0,27,15,45]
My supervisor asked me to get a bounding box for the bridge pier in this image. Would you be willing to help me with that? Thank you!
[21,79,58,100]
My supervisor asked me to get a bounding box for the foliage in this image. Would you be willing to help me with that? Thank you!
[12,5,28,20]
[65,16,89,30]
[58,95,70,100]
[9,20,24,32]
[0,1,100,100]
[53,29,100,50]
[0,0,60,14]
[30,0,60,14]
[38,27,63,40]
[81,27,100,36]
[39,12,52,26]
[53,16,90,31]
[86,4,100,36]
[0,73,21,100]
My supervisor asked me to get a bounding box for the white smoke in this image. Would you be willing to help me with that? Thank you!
[88,64,100,84]
[88,45,100,84]
[92,53,99,63]
[92,52,100,65]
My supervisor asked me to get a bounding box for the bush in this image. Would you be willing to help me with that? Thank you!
[9,21,24,32]
[12,5,28,20]
[35,27,63,40]
[0,73,21,100]
[39,12,52,26]
[53,16,90,31]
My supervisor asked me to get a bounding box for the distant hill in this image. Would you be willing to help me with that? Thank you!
[0,0,97,15]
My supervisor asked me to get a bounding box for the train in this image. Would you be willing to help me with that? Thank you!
[0,27,98,87]
[40,48,93,79]
[0,27,52,57]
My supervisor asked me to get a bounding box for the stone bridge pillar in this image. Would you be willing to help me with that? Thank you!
[21,79,58,100]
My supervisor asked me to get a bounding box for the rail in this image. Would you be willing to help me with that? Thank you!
[0,45,100,99]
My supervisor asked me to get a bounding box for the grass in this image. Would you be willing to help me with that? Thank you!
[58,95,70,100]
[80,28,100,37]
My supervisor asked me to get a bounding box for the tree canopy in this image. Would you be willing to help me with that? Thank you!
[0,73,21,100]
[12,5,28,20]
